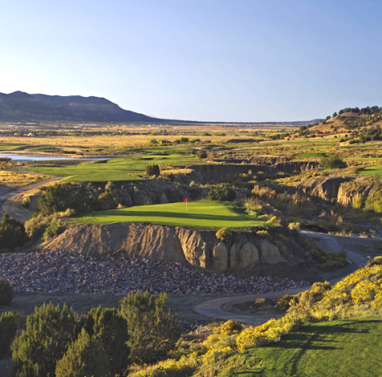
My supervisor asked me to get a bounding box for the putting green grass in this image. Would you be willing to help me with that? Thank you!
[28,153,199,182]
[218,318,382,377]
[70,201,269,229]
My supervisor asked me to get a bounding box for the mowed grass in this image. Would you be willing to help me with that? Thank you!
[220,318,382,377]
[0,143,28,151]
[70,201,269,229]
[358,164,382,176]
[293,151,326,159]
[28,153,199,182]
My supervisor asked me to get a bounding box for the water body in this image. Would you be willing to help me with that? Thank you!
[0,153,109,162]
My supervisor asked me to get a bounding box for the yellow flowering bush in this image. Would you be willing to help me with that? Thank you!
[213,320,244,336]
[131,256,382,376]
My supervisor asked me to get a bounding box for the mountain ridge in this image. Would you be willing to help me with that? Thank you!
[0,91,158,123]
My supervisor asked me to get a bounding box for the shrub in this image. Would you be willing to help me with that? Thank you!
[320,156,346,169]
[213,320,243,336]
[55,328,110,377]
[119,291,181,364]
[104,181,115,191]
[0,279,14,305]
[81,307,129,375]
[0,312,17,357]
[12,303,79,377]
[288,222,300,231]
[207,185,236,202]
[146,164,160,177]
[196,150,207,159]
[216,227,232,242]
[25,213,62,238]
[245,197,263,213]
[364,192,382,214]
[21,196,31,208]
[256,230,270,239]
[43,218,66,241]
[97,192,118,210]
[352,194,364,209]
[38,183,98,215]
[277,294,295,312]
[0,212,27,251]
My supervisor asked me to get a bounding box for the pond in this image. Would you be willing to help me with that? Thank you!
[0,153,109,162]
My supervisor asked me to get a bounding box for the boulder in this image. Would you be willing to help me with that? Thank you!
[297,176,348,201]
[260,240,287,265]
[213,242,229,272]
[239,242,260,268]
[159,192,169,204]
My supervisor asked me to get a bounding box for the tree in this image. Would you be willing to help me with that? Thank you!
[97,192,117,210]
[12,303,79,377]
[81,307,129,375]
[55,329,110,377]
[207,185,236,202]
[119,291,181,364]
[38,183,97,214]
[0,212,26,250]
[0,278,14,305]
[0,312,17,357]
[145,164,160,177]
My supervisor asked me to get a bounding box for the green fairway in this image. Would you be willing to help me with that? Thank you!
[358,164,382,176]
[220,318,382,377]
[70,201,269,229]
[28,153,199,182]
[0,143,28,151]
[293,151,326,159]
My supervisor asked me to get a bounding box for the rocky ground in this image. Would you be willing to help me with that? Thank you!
[0,251,308,295]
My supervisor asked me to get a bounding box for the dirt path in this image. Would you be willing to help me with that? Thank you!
[0,177,62,221]
[194,232,370,325]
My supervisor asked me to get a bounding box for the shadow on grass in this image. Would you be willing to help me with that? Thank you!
[80,210,257,223]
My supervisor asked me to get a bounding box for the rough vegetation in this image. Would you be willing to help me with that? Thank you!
[10,291,179,377]
[0,278,14,305]
[129,256,382,376]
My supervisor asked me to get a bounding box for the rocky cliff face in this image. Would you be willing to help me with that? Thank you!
[297,176,349,201]
[297,176,381,204]
[337,178,381,206]
[43,224,307,276]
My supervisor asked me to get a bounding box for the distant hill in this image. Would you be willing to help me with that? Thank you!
[0,91,158,123]
[302,106,382,142]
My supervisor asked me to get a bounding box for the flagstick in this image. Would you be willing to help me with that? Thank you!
[186,199,188,213]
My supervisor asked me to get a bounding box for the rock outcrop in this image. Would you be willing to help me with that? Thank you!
[297,176,381,204]
[297,176,349,201]
[337,178,381,206]
[43,224,307,276]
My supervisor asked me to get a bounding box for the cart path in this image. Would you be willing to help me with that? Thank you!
[194,232,369,325]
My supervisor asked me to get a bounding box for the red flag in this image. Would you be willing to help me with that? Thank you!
[184,198,187,202]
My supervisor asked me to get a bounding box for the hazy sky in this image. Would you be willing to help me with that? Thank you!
[1,0,382,122]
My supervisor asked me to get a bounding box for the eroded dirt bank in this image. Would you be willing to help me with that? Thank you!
[43,224,311,277]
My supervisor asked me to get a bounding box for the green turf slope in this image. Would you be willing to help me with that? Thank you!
[70,201,269,229]
[358,164,382,177]
[215,318,382,377]
[28,153,198,182]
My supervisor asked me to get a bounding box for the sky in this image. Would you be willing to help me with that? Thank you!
[1,0,382,122]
